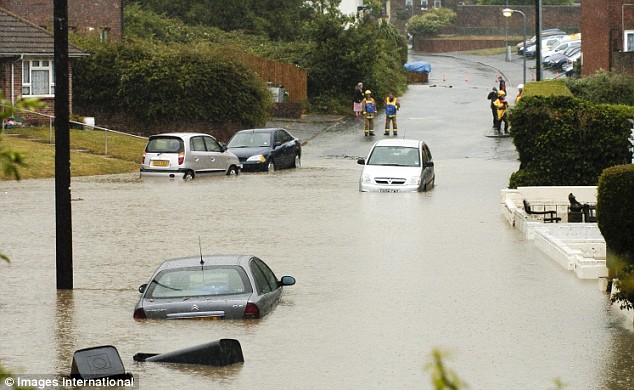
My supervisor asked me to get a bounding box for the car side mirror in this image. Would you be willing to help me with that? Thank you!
[357,158,366,165]
[138,284,147,293]
[280,276,296,286]
[274,141,283,148]
[424,161,434,168]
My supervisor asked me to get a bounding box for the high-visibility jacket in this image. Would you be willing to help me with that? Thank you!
[494,98,508,120]
[385,97,399,117]
[363,98,376,116]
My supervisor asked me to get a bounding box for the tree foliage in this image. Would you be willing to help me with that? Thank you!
[74,1,409,117]
[406,8,457,37]
[508,96,634,188]
[126,0,309,41]
[563,70,634,106]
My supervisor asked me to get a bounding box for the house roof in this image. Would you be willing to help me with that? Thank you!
[0,7,88,57]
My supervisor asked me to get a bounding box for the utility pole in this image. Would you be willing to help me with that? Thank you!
[535,0,542,81]
[54,0,73,289]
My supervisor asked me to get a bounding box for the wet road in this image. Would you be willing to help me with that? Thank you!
[2,55,634,390]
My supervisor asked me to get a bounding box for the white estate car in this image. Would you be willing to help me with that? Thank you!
[140,133,241,180]
[357,138,435,192]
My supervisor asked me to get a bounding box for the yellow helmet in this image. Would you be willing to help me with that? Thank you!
[498,90,506,97]
[365,90,372,95]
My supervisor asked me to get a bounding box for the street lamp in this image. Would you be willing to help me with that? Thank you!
[502,8,526,85]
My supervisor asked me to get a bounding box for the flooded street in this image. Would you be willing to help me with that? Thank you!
[2,54,634,389]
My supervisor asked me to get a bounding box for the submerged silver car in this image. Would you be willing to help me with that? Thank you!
[357,138,435,192]
[133,255,295,320]
[140,133,241,180]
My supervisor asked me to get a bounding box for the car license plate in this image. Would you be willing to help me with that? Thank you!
[380,189,400,193]
[151,160,169,167]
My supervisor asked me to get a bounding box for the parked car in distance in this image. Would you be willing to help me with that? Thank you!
[226,128,301,172]
[517,29,566,54]
[140,133,241,180]
[133,255,296,320]
[545,46,581,70]
[524,35,566,58]
[357,138,435,193]
[541,39,580,63]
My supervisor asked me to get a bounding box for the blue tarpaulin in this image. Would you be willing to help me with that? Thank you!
[404,61,432,74]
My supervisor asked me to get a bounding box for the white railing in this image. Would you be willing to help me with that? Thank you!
[1,105,146,155]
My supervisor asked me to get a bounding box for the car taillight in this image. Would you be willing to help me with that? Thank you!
[141,152,146,164]
[133,308,147,320]
[243,303,260,319]
[178,152,185,165]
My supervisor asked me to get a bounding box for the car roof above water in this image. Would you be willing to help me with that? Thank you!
[149,133,217,139]
[235,128,284,134]
[156,254,253,271]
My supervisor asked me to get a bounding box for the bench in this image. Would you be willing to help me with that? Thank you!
[522,199,562,223]
[583,204,596,223]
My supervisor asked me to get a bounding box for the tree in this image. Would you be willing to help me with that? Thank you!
[127,0,307,41]
[406,8,457,37]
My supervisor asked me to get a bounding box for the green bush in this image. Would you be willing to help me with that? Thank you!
[563,70,634,106]
[597,164,634,310]
[406,8,457,37]
[72,38,271,127]
[597,165,634,257]
[508,96,634,188]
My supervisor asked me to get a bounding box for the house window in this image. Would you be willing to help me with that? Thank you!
[625,30,634,52]
[421,0,428,10]
[434,0,441,7]
[22,59,55,96]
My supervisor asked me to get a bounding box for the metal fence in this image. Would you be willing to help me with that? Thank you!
[1,104,146,156]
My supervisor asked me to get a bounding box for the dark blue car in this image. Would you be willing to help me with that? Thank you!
[227,128,301,172]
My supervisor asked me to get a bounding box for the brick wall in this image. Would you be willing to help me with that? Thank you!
[455,5,580,36]
[612,51,634,78]
[580,0,634,76]
[413,37,507,53]
[0,0,122,40]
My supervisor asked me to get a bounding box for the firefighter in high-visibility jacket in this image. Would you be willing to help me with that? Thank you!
[361,90,376,136]
[384,92,400,136]
[493,90,509,133]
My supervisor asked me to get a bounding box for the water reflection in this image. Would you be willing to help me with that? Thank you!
[55,290,76,377]
[2,148,634,389]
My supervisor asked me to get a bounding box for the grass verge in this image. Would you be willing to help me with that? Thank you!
[1,127,147,181]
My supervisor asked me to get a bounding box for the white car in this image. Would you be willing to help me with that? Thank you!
[140,133,241,180]
[357,138,435,193]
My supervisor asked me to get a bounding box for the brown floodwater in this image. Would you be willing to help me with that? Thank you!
[2,54,633,389]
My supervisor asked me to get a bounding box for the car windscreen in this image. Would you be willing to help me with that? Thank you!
[367,146,421,167]
[145,266,252,298]
[227,132,271,148]
[146,137,184,153]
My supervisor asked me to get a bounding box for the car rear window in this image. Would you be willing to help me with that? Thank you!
[146,137,184,153]
[146,266,252,298]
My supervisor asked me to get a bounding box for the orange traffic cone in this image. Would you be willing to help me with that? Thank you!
[442,73,446,82]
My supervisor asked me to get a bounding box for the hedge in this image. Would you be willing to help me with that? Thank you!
[597,164,634,309]
[508,95,634,188]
